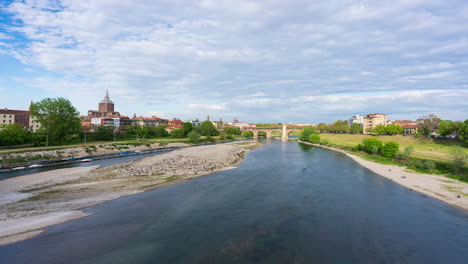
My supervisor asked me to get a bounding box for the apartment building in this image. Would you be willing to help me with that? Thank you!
[363,113,387,134]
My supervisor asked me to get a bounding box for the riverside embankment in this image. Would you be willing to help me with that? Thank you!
[0,141,263,245]
[299,141,468,211]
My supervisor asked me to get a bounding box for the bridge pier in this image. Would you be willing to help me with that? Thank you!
[253,131,259,139]
[282,125,288,141]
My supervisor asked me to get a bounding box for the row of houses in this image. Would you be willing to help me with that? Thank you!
[349,113,422,135]
[0,107,41,132]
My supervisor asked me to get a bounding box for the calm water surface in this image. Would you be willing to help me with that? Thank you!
[2,140,468,263]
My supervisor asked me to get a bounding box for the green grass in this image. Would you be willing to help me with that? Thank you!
[320,133,467,163]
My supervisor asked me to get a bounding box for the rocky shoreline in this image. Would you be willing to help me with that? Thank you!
[0,141,263,245]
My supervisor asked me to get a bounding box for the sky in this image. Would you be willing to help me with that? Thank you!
[0,0,467,124]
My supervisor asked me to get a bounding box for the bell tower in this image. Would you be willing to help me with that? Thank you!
[98,90,114,113]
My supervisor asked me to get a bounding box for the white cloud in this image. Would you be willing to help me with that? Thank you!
[1,0,467,122]
[188,103,226,111]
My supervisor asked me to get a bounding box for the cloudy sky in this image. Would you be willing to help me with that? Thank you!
[1,0,467,123]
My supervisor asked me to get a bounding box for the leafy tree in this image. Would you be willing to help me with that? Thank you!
[438,120,458,137]
[171,128,186,138]
[370,124,386,135]
[385,124,403,135]
[187,131,201,143]
[329,120,349,133]
[154,125,169,137]
[29,98,81,144]
[242,131,254,137]
[418,126,431,138]
[0,124,28,146]
[350,123,362,134]
[361,138,383,154]
[223,127,238,135]
[182,122,193,135]
[124,125,137,135]
[192,126,202,134]
[381,142,399,158]
[136,126,151,139]
[317,123,328,133]
[298,127,317,141]
[449,146,466,173]
[309,134,321,144]
[96,126,114,141]
[200,121,219,136]
[459,120,468,144]
[419,114,440,137]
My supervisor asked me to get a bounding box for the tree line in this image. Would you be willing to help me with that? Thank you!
[0,98,243,147]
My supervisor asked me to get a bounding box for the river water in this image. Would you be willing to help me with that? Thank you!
[2,140,468,263]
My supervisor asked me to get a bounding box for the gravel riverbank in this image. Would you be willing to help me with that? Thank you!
[0,141,263,245]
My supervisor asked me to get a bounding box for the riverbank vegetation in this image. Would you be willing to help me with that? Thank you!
[315,134,468,179]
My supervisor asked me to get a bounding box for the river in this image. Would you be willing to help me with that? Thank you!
[2,140,468,263]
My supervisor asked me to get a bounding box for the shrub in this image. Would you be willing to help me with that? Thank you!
[381,142,399,158]
[362,138,383,154]
[171,128,185,138]
[321,139,331,146]
[449,146,467,173]
[394,153,406,161]
[423,160,436,171]
[187,131,201,144]
[309,134,321,144]
[226,134,235,140]
[298,127,318,142]
[205,135,215,143]
[371,145,380,154]
[242,131,254,138]
[404,146,415,160]
[219,132,227,140]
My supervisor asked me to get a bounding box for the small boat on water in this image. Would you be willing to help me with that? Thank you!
[29,164,43,168]
[11,166,26,171]
[80,159,93,163]
[120,151,137,155]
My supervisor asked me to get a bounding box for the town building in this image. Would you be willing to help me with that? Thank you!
[0,108,32,131]
[212,119,224,130]
[363,113,387,134]
[0,109,16,127]
[165,125,183,133]
[349,115,364,127]
[226,118,249,129]
[87,90,120,118]
[132,116,168,127]
[392,120,417,126]
[29,116,41,132]
[169,118,183,126]
[295,123,315,127]
[192,119,201,127]
[401,124,422,135]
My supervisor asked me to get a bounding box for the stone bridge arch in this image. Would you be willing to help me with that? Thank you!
[246,125,310,141]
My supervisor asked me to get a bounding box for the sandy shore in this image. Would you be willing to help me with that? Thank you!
[300,141,468,211]
[0,141,263,245]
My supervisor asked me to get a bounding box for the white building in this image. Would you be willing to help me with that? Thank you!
[349,115,364,126]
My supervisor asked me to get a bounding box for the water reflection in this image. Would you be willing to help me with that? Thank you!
[1,140,468,264]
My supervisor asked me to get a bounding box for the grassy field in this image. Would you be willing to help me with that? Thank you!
[320,133,468,163]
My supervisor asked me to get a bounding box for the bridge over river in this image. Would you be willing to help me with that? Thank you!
[244,125,310,141]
